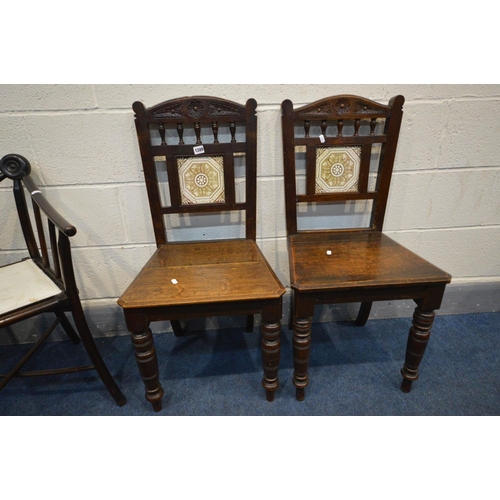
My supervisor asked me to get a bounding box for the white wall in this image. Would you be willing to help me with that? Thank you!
[1,84,499,340]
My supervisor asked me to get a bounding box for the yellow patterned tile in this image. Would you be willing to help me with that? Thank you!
[315,146,361,193]
[177,156,225,205]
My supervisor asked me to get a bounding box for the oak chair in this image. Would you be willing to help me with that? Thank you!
[281,95,452,400]
[0,154,126,406]
[118,96,285,412]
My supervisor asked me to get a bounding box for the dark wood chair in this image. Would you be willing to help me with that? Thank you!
[118,96,285,412]
[281,95,452,400]
[0,154,126,406]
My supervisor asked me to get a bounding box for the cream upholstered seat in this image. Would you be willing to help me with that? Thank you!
[0,259,63,316]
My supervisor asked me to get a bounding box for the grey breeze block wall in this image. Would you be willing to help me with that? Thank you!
[1,84,499,343]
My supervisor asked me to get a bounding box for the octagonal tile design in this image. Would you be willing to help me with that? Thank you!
[177,156,225,205]
[315,146,361,193]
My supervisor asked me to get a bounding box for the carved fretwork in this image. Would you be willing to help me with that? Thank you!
[297,103,331,118]
[296,96,391,120]
[152,103,184,119]
[208,101,242,118]
[354,99,387,115]
[149,98,246,123]
[187,100,204,118]
[334,98,351,114]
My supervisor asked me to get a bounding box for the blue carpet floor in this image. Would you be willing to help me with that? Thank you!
[1,311,499,415]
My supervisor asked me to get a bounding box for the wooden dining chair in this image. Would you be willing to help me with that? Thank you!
[118,96,285,411]
[281,95,452,400]
[0,154,126,406]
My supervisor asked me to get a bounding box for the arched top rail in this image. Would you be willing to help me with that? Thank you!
[286,94,403,121]
[134,96,253,124]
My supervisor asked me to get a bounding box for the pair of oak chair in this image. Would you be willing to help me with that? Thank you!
[0,94,451,412]
[117,94,451,411]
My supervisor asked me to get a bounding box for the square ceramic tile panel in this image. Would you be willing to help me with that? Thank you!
[177,155,225,205]
[315,146,361,193]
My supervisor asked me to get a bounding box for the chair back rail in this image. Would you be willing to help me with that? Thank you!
[282,94,405,235]
[6,163,79,293]
[133,96,258,246]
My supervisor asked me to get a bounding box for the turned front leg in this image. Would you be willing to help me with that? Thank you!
[401,307,435,393]
[292,316,312,401]
[131,328,164,411]
[261,320,281,402]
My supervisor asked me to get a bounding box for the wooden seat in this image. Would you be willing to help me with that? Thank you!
[118,97,285,412]
[289,232,449,291]
[118,240,284,308]
[0,154,126,406]
[281,95,451,400]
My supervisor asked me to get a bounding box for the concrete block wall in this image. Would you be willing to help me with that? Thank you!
[1,84,499,342]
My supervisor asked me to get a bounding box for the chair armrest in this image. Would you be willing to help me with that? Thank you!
[22,175,77,237]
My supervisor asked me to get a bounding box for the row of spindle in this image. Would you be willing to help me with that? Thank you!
[303,118,378,137]
[158,121,237,145]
